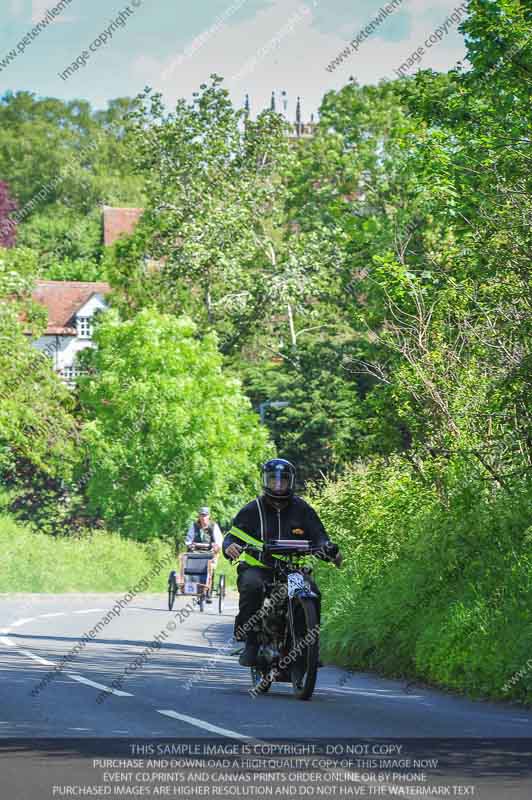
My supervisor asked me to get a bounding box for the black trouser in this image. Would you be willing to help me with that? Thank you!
[234,564,321,640]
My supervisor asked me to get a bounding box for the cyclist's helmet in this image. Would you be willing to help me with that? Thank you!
[262,458,296,500]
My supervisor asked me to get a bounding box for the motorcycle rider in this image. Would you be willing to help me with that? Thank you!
[223,458,342,667]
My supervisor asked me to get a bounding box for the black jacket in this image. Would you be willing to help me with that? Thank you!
[223,495,331,567]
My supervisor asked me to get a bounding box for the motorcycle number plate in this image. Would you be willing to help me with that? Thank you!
[287,572,305,598]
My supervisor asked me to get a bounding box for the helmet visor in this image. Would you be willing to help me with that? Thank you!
[263,467,294,497]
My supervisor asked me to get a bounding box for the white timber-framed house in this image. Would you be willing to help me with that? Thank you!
[31,280,111,382]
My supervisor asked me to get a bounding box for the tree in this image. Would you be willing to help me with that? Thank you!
[237,334,371,484]
[111,76,341,356]
[16,207,105,280]
[79,308,273,540]
[0,247,80,533]
[0,91,144,240]
[282,4,531,489]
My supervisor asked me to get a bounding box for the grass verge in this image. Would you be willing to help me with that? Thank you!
[0,512,237,593]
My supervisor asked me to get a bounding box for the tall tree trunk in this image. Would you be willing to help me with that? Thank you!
[287,302,296,348]
[205,284,213,323]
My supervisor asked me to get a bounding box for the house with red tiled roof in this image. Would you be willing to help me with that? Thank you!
[32,280,111,382]
[102,206,143,246]
[102,204,165,273]
[30,206,144,383]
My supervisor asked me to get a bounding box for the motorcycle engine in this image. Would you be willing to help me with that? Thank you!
[261,596,286,639]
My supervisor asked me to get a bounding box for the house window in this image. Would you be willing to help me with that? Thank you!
[60,365,88,385]
[77,316,92,338]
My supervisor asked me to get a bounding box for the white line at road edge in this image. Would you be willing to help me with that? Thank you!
[11,618,35,627]
[66,673,133,697]
[157,710,252,740]
[39,613,66,619]
[73,609,105,615]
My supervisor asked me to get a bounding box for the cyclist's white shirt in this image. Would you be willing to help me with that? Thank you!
[185,522,223,547]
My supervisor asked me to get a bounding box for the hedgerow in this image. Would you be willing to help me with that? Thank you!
[311,457,532,704]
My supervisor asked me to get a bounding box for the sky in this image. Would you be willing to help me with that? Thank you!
[0,0,470,119]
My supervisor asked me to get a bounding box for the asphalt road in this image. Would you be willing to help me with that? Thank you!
[1,593,531,798]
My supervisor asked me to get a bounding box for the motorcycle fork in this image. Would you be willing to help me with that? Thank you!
[286,595,297,651]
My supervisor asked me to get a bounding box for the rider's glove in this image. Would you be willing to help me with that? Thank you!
[322,541,339,560]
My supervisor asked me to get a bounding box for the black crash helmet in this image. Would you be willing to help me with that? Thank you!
[262,458,296,500]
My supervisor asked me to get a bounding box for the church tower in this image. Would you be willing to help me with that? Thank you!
[242,92,316,138]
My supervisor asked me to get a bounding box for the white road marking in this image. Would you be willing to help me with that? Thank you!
[319,687,423,699]
[72,609,105,615]
[10,618,35,627]
[39,613,66,619]
[66,673,133,697]
[0,637,14,647]
[19,650,55,666]
[157,710,251,740]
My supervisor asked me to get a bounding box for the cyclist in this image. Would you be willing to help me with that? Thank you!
[223,459,342,666]
[185,507,223,553]
[185,507,223,603]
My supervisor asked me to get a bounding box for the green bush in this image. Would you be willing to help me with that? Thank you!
[310,458,532,704]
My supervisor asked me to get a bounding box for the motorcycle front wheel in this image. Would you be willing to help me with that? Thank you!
[289,596,319,700]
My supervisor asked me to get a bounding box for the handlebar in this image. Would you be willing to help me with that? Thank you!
[187,542,215,552]
[265,541,338,559]
[235,540,338,560]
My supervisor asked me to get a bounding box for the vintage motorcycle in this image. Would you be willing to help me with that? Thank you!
[238,539,338,701]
